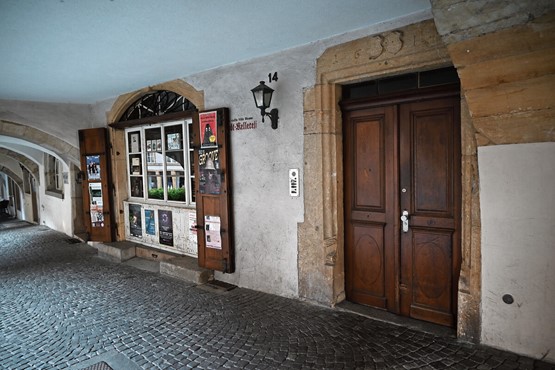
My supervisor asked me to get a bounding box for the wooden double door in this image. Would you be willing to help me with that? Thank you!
[343,92,461,327]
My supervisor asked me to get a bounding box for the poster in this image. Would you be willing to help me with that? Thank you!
[188,212,197,244]
[167,133,181,150]
[86,155,101,180]
[158,210,173,246]
[130,177,143,197]
[198,148,221,195]
[199,111,218,148]
[204,215,222,250]
[144,209,156,235]
[130,133,140,153]
[128,203,142,237]
[89,182,104,228]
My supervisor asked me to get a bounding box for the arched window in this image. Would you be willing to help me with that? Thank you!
[120,91,197,205]
[118,90,196,122]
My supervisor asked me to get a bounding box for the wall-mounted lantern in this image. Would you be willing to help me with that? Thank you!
[251,81,279,129]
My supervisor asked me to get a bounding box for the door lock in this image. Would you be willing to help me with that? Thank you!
[401,210,409,233]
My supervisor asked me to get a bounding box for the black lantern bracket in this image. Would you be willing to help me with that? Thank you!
[251,81,279,129]
[262,108,279,130]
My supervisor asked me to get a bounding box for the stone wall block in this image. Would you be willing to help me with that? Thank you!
[457,290,481,342]
[457,49,555,91]
[446,12,555,67]
[473,110,555,145]
[460,98,476,156]
[465,75,555,119]
[431,0,555,44]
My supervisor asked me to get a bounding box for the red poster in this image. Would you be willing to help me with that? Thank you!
[199,111,218,148]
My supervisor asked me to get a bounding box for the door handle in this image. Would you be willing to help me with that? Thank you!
[400,210,409,233]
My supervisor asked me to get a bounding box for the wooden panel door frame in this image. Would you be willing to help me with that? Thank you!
[341,85,461,326]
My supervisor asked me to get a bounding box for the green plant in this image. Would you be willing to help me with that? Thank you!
[168,187,185,201]
[148,187,185,201]
[148,187,164,199]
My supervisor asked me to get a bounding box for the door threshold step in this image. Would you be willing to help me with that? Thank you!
[336,301,455,338]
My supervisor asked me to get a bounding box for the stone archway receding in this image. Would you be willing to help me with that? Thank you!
[298,19,481,340]
[0,120,80,167]
[0,148,40,185]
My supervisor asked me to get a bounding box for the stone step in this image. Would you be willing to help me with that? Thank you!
[91,241,212,284]
[91,241,137,263]
[160,256,213,284]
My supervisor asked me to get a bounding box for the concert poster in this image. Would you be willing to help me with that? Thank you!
[199,111,218,148]
[158,210,174,246]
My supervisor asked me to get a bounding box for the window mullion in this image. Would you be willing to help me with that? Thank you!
[162,127,168,201]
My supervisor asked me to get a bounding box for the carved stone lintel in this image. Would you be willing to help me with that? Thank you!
[368,36,384,59]
[356,31,404,61]
[383,31,403,55]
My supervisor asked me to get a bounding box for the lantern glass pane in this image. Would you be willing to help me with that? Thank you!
[263,91,272,107]
[253,90,264,108]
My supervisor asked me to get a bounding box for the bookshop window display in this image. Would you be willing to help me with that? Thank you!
[126,119,195,206]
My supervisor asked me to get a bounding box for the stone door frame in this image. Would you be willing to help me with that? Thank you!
[298,19,481,341]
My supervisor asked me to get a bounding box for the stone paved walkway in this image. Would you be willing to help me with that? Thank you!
[0,223,554,370]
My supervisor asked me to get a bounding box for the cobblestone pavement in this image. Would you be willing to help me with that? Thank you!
[0,223,554,370]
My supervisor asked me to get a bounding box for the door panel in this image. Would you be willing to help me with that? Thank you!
[399,98,460,326]
[407,229,454,325]
[354,118,385,209]
[344,94,460,327]
[344,106,397,311]
[412,112,453,214]
[349,224,386,308]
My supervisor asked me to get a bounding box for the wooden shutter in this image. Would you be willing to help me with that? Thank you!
[78,127,115,242]
[193,108,234,273]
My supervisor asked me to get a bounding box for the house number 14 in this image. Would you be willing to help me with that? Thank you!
[268,72,278,83]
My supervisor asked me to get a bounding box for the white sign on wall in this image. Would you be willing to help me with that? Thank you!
[289,169,299,197]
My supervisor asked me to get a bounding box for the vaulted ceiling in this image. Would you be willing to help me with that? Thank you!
[0,0,431,104]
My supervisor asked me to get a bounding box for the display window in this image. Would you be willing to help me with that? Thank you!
[125,119,195,206]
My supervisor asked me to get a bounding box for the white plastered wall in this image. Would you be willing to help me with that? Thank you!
[479,142,555,362]
[185,51,310,298]
[38,155,74,237]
